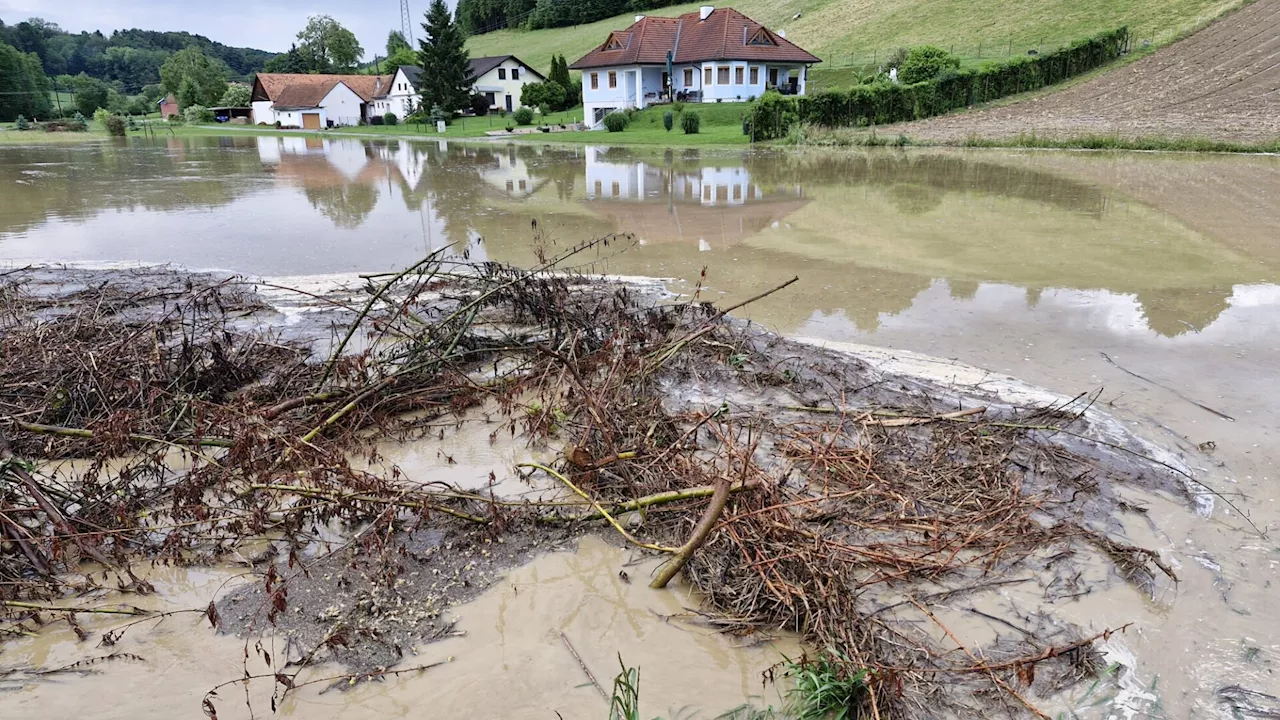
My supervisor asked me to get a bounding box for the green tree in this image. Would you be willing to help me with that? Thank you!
[549,54,575,109]
[71,72,110,116]
[898,46,960,84]
[418,0,471,114]
[297,15,363,72]
[219,83,252,106]
[387,30,411,57]
[0,41,54,121]
[177,77,199,108]
[520,81,565,113]
[160,47,228,105]
[263,44,311,74]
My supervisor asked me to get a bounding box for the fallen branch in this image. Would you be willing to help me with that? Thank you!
[517,463,677,554]
[650,477,733,589]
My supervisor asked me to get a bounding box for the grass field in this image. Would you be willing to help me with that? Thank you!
[330,108,585,139]
[467,0,1249,83]
[518,102,752,146]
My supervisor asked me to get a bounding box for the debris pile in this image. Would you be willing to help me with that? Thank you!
[0,245,1201,718]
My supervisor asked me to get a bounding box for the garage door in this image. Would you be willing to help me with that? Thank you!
[302,113,321,130]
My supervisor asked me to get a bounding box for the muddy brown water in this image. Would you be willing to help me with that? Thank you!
[2,136,1279,717]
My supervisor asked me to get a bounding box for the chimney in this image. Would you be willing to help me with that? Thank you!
[635,14,645,22]
[699,6,714,21]
[778,29,787,39]
[375,76,383,95]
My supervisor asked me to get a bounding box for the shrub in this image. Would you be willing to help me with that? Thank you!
[429,104,451,126]
[93,108,112,126]
[183,105,214,123]
[663,111,674,132]
[469,92,491,116]
[681,111,701,134]
[383,112,398,126]
[899,46,960,84]
[603,112,628,132]
[505,125,514,133]
[521,81,566,113]
[672,102,685,114]
[14,115,30,130]
[102,115,127,136]
[513,107,535,126]
[73,112,87,125]
[40,119,88,132]
[747,26,1130,140]
[370,115,384,126]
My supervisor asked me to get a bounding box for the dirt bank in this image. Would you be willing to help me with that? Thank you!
[893,0,1280,143]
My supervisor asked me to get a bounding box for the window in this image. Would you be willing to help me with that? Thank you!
[604,32,627,51]
[511,68,519,81]
[684,68,694,86]
[704,67,712,85]
[519,180,527,191]
[594,180,602,195]
[703,185,712,201]
[750,67,759,84]
[718,67,730,85]
[611,181,620,197]
[506,180,514,192]
[498,69,507,80]
[608,71,617,89]
[735,66,744,84]
[591,73,599,90]
[747,29,777,46]
[733,185,742,201]
[769,68,779,86]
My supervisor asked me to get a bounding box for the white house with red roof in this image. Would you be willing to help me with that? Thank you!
[570,5,820,129]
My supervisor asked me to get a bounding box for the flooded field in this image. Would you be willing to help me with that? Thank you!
[2,136,1279,718]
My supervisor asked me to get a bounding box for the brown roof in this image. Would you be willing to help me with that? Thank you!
[570,7,820,70]
[253,73,394,107]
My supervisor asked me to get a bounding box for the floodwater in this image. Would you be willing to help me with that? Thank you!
[2,135,1279,717]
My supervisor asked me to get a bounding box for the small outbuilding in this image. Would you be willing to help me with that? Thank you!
[157,94,179,119]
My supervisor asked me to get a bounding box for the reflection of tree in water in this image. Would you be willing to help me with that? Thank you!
[0,136,264,236]
[744,151,1109,217]
[888,183,944,215]
[1136,286,1233,337]
[947,279,980,301]
[302,183,380,229]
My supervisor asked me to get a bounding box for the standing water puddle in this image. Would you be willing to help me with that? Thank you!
[2,137,1279,717]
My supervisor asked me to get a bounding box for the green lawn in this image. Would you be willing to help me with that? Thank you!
[516,103,752,146]
[330,108,585,139]
[468,0,1248,82]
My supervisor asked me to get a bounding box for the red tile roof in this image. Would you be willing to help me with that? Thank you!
[253,73,394,108]
[570,7,820,70]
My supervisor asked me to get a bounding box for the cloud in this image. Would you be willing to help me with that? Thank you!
[0,0,457,54]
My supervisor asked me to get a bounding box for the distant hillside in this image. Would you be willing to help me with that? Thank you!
[466,0,1249,79]
[0,18,275,92]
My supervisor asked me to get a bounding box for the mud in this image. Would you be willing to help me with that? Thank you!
[3,538,797,719]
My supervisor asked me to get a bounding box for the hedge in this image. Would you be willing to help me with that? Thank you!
[748,27,1130,140]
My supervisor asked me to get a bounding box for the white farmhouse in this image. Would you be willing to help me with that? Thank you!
[570,5,821,129]
[251,73,393,128]
[368,57,547,120]
[468,55,547,114]
[371,66,425,121]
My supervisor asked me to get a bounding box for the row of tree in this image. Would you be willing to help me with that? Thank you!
[0,40,53,121]
[0,18,274,93]
[455,0,686,34]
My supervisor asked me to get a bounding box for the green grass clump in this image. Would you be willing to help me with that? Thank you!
[783,650,868,720]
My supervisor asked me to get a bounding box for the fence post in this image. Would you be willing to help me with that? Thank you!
[977,42,982,58]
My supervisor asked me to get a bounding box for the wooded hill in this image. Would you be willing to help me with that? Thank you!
[0,18,275,93]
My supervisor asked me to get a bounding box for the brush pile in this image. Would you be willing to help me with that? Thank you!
[0,246,1201,717]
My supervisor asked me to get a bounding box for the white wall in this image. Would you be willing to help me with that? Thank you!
[320,83,365,127]
[385,68,421,120]
[272,108,327,128]
[473,58,543,112]
[251,100,276,125]
[582,66,641,128]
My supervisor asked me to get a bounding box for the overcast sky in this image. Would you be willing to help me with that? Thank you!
[0,0,457,54]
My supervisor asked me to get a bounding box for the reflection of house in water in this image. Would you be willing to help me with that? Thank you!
[472,146,546,198]
[582,146,807,249]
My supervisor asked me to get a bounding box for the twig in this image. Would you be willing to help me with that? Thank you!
[651,477,732,589]
[517,463,677,554]
[560,632,607,700]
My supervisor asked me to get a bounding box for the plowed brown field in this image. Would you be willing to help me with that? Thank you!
[896,0,1280,142]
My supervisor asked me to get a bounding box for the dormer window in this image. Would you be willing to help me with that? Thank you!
[603,32,628,51]
[747,28,777,46]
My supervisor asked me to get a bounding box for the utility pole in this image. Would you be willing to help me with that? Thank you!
[400,0,415,47]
